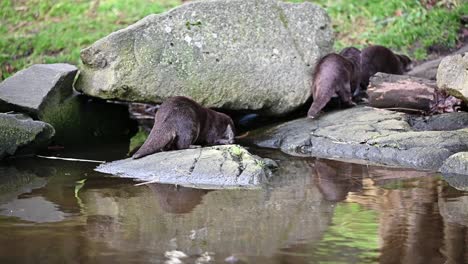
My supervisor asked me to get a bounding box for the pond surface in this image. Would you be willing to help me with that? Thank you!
[0,144,467,264]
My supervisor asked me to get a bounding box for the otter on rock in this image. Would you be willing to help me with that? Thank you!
[132,96,235,159]
[360,45,412,90]
[339,46,362,97]
[307,51,360,118]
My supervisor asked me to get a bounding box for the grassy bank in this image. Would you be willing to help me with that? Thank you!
[292,0,467,58]
[1,0,467,80]
[0,0,182,79]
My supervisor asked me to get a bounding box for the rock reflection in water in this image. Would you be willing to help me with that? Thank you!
[0,152,467,263]
[0,165,67,223]
[80,161,335,261]
[146,184,210,214]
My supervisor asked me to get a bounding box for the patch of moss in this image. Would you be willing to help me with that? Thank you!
[228,145,244,158]
[185,21,202,30]
[129,128,149,155]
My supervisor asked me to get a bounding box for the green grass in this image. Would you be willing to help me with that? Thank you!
[0,0,182,79]
[291,0,467,59]
[1,0,466,80]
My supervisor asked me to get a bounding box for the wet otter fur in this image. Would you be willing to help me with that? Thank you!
[339,47,362,97]
[307,52,359,118]
[132,96,235,159]
[360,45,412,90]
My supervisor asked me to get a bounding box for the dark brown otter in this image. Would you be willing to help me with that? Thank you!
[339,46,362,97]
[132,96,235,159]
[307,53,359,118]
[360,45,412,90]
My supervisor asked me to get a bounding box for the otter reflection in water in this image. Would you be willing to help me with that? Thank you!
[146,183,211,214]
[312,159,364,202]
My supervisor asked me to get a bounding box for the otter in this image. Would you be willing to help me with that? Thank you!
[132,96,235,159]
[339,47,362,97]
[360,45,412,90]
[307,51,359,118]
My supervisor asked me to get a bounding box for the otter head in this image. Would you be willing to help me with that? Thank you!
[210,112,235,145]
[339,47,361,65]
[397,54,413,72]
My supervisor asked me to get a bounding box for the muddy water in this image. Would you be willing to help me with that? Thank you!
[0,144,467,263]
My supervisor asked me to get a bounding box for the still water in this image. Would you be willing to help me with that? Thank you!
[0,144,467,264]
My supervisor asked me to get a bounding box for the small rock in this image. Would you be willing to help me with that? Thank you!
[0,113,55,159]
[0,63,78,118]
[440,152,468,177]
[96,145,272,189]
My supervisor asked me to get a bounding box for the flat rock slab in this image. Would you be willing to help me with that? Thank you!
[245,106,468,171]
[0,113,55,159]
[76,0,333,116]
[0,63,77,117]
[96,145,273,189]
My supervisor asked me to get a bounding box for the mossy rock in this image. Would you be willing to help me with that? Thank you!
[0,113,55,159]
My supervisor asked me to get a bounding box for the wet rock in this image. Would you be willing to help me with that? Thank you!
[96,145,275,189]
[0,113,55,159]
[440,152,468,177]
[76,0,333,116]
[437,52,468,102]
[245,106,468,170]
[0,63,78,118]
[410,112,468,131]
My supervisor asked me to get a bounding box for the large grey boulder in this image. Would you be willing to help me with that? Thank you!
[243,106,468,171]
[437,52,468,101]
[0,63,78,118]
[96,145,275,189]
[76,0,333,116]
[0,113,55,159]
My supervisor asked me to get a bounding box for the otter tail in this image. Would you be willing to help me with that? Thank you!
[307,88,332,118]
[132,129,176,159]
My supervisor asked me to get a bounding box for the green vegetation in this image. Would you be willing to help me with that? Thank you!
[1,0,466,79]
[312,203,379,263]
[129,128,149,155]
[0,0,182,79]
[290,0,467,58]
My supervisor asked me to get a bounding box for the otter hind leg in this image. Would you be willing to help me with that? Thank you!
[175,131,197,150]
[337,83,356,108]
